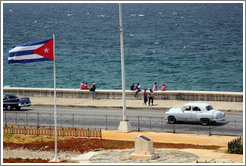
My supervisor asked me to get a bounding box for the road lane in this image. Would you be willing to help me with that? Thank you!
[3,106,243,136]
[5,106,243,121]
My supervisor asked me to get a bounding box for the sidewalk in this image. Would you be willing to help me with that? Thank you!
[70,130,243,163]
[28,96,243,112]
[101,130,243,163]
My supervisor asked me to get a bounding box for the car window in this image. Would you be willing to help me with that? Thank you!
[9,96,17,99]
[206,105,213,111]
[193,107,201,111]
[183,106,191,111]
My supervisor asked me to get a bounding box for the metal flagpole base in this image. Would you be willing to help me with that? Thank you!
[118,120,132,133]
[50,157,59,162]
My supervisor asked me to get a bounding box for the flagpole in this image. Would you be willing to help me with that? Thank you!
[53,34,58,162]
[118,3,131,132]
[119,3,127,121]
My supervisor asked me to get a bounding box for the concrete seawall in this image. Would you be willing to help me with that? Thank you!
[3,87,243,102]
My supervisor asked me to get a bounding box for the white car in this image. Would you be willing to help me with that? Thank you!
[165,102,225,125]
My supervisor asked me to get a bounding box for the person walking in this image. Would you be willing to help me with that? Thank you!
[153,82,157,91]
[148,89,153,106]
[90,83,96,100]
[143,89,148,105]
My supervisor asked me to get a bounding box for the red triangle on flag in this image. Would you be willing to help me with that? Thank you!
[33,39,54,60]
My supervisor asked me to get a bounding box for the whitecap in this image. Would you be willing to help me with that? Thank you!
[97,14,105,18]
[138,14,145,17]
[68,14,72,17]
[86,12,90,15]
[9,9,13,12]
[44,25,52,28]
[172,12,177,15]
[34,20,37,23]
[130,14,137,17]
[129,34,134,37]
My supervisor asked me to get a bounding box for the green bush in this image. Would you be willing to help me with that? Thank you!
[228,137,243,154]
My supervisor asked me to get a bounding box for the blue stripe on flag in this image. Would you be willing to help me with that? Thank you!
[9,50,34,57]
[8,58,52,64]
[9,39,52,50]
[8,38,53,64]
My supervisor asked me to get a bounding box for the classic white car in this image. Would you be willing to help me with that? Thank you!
[165,102,225,125]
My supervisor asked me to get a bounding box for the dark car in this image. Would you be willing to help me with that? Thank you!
[3,93,31,110]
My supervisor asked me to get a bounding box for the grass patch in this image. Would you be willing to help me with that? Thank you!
[3,134,72,144]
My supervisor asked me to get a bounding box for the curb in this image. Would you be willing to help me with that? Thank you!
[32,104,170,110]
[32,104,242,112]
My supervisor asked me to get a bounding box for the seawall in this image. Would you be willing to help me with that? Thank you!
[3,87,243,102]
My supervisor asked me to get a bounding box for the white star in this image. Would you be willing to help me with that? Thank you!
[44,47,49,53]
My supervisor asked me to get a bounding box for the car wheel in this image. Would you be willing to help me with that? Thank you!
[168,116,176,124]
[7,105,12,111]
[201,118,210,126]
[16,106,21,111]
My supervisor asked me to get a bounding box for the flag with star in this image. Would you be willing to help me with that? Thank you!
[8,38,54,63]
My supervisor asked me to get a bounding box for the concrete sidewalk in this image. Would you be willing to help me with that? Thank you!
[27,96,243,112]
[100,130,243,163]
[70,130,243,163]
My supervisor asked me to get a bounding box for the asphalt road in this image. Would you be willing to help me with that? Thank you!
[3,106,244,136]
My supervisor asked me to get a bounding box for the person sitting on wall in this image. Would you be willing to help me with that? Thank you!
[135,83,142,97]
[161,84,166,91]
[153,82,157,91]
[80,82,84,90]
[84,82,89,90]
[130,83,136,91]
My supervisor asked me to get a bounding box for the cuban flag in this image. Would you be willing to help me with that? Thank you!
[8,38,54,64]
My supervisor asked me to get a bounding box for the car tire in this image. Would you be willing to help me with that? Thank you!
[16,106,21,111]
[7,105,12,111]
[201,118,210,126]
[168,116,176,124]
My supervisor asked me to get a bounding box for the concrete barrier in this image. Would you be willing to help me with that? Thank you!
[3,87,243,102]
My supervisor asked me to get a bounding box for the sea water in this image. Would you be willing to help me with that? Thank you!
[3,3,243,92]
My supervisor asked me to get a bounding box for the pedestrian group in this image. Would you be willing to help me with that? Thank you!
[131,82,166,106]
[80,81,96,100]
[80,81,166,103]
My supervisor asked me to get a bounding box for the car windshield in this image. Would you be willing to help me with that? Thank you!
[206,105,213,111]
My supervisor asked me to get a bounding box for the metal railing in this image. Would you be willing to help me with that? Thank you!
[3,112,243,136]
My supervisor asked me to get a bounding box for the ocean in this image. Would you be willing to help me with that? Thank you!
[3,3,244,92]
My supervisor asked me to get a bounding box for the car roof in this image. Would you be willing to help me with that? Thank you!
[3,93,17,97]
[184,102,210,107]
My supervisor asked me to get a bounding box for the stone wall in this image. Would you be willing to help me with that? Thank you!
[3,87,243,102]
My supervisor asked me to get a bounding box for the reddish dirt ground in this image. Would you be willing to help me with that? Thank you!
[3,138,221,163]
[4,158,50,163]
